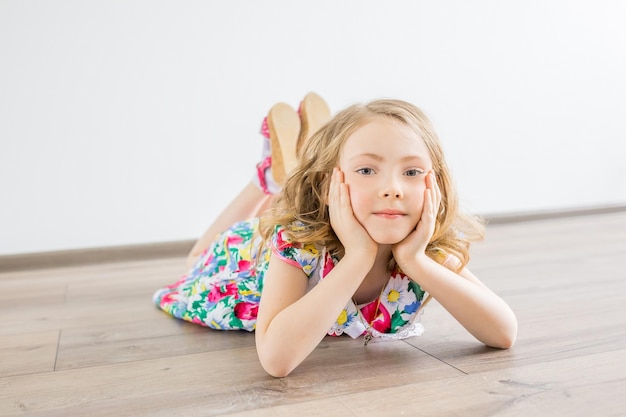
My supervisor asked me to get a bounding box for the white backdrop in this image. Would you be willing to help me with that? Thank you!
[1,0,625,255]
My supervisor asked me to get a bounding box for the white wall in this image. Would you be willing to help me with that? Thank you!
[1,0,625,256]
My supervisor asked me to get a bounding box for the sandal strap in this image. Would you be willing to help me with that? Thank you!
[255,156,273,195]
[261,117,270,139]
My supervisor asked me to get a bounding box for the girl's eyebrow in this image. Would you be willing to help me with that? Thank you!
[350,153,429,163]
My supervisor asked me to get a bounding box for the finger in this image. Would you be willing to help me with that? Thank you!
[338,171,349,209]
[425,188,436,219]
[328,169,341,224]
[329,168,340,206]
[333,169,352,224]
[433,173,442,208]
[339,182,348,214]
[429,172,442,216]
[332,169,344,205]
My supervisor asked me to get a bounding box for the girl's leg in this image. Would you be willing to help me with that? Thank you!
[186,182,271,269]
[185,102,301,269]
[185,93,331,269]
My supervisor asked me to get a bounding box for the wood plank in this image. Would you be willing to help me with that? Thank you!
[0,338,461,416]
[0,259,187,336]
[0,294,169,337]
[408,282,626,374]
[0,331,59,377]
[0,257,185,307]
[407,212,626,373]
[223,348,626,417]
[55,320,254,370]
[0,277,66,307]
[1,211,625,416]
[470,213,626,273]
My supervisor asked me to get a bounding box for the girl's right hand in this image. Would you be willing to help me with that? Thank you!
[328,168,377,260]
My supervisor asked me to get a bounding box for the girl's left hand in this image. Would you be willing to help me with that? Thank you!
[392,172,442,267]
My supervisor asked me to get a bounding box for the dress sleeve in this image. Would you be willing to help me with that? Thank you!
[270,225,321,278]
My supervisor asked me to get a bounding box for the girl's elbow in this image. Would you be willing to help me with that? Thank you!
[258,354,296,378]
[489,332,516,349]
[256,337,298,377]
[489,321,518,349]
[263,363,293,378]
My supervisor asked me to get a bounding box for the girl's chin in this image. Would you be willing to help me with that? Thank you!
[369,231,412,245]
[375,239,405,245]
[360,219,417,245]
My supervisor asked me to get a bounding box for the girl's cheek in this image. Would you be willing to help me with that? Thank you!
[412,187,426,216]
[347,187,360,207]
[348,191,368,220]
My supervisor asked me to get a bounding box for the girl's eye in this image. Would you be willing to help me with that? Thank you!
[356,167,375,176]
[405,169,424,177]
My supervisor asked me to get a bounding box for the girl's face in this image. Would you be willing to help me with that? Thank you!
[338,117,433,245]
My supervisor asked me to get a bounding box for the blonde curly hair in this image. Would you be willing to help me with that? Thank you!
[259,99,484,272]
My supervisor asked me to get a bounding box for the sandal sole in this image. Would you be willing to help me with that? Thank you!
[267,102,301,185]
[298,92,331,153]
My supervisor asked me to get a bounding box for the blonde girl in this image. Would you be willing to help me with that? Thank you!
[153,95,517,377]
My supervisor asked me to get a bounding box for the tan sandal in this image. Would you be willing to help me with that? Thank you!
[297,92,331,154]
[266,102,301,185]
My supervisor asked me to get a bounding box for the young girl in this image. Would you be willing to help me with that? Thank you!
[153,94,518,377]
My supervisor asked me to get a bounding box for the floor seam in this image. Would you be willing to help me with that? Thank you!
[403,341,469,375]
[53,329,62,372]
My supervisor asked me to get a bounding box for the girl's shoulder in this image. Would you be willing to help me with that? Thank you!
[270,224,326,278]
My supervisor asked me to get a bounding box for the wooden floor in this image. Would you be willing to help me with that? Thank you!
[1,212,625,416]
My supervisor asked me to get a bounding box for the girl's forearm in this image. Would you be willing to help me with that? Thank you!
[404,256,517,349]
[257,255,371,377]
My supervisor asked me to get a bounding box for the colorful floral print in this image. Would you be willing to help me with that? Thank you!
[153,221,429,341]
[153,218,269,331]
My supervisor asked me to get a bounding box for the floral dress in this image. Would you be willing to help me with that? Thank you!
[153,218,430,341]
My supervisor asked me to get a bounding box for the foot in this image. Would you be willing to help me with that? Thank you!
[297,92,331,154]
[267,102,301,185]
[254,102,300,194]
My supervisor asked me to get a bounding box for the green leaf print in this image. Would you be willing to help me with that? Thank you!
[191,291,209,310]
[390,309,408,331]
[408,281,425,301]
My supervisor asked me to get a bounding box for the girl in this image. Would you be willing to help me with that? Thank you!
[153,94,518,377]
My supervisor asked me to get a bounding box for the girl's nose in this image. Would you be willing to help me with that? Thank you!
[380,179,403,199]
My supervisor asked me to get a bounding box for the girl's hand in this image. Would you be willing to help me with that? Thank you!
[328,168,377,260]
[392,172,442,268]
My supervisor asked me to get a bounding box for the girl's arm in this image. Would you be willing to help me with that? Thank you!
[255,168,378,377]
[393,173,517,348]
[255,251,373,378]
[401,257,517,349]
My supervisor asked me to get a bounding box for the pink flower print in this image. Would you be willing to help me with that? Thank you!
[361,302,391,333]
[275,230,292,252]
[190,316,204,325]
[226,235,244,246]
[237,259,251,272]
[234,302,258,320]
[165,276,188,290]
[160,291,180,305]
[321,253,335,278]
[207,283,238,303]
[202,253,215,268]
